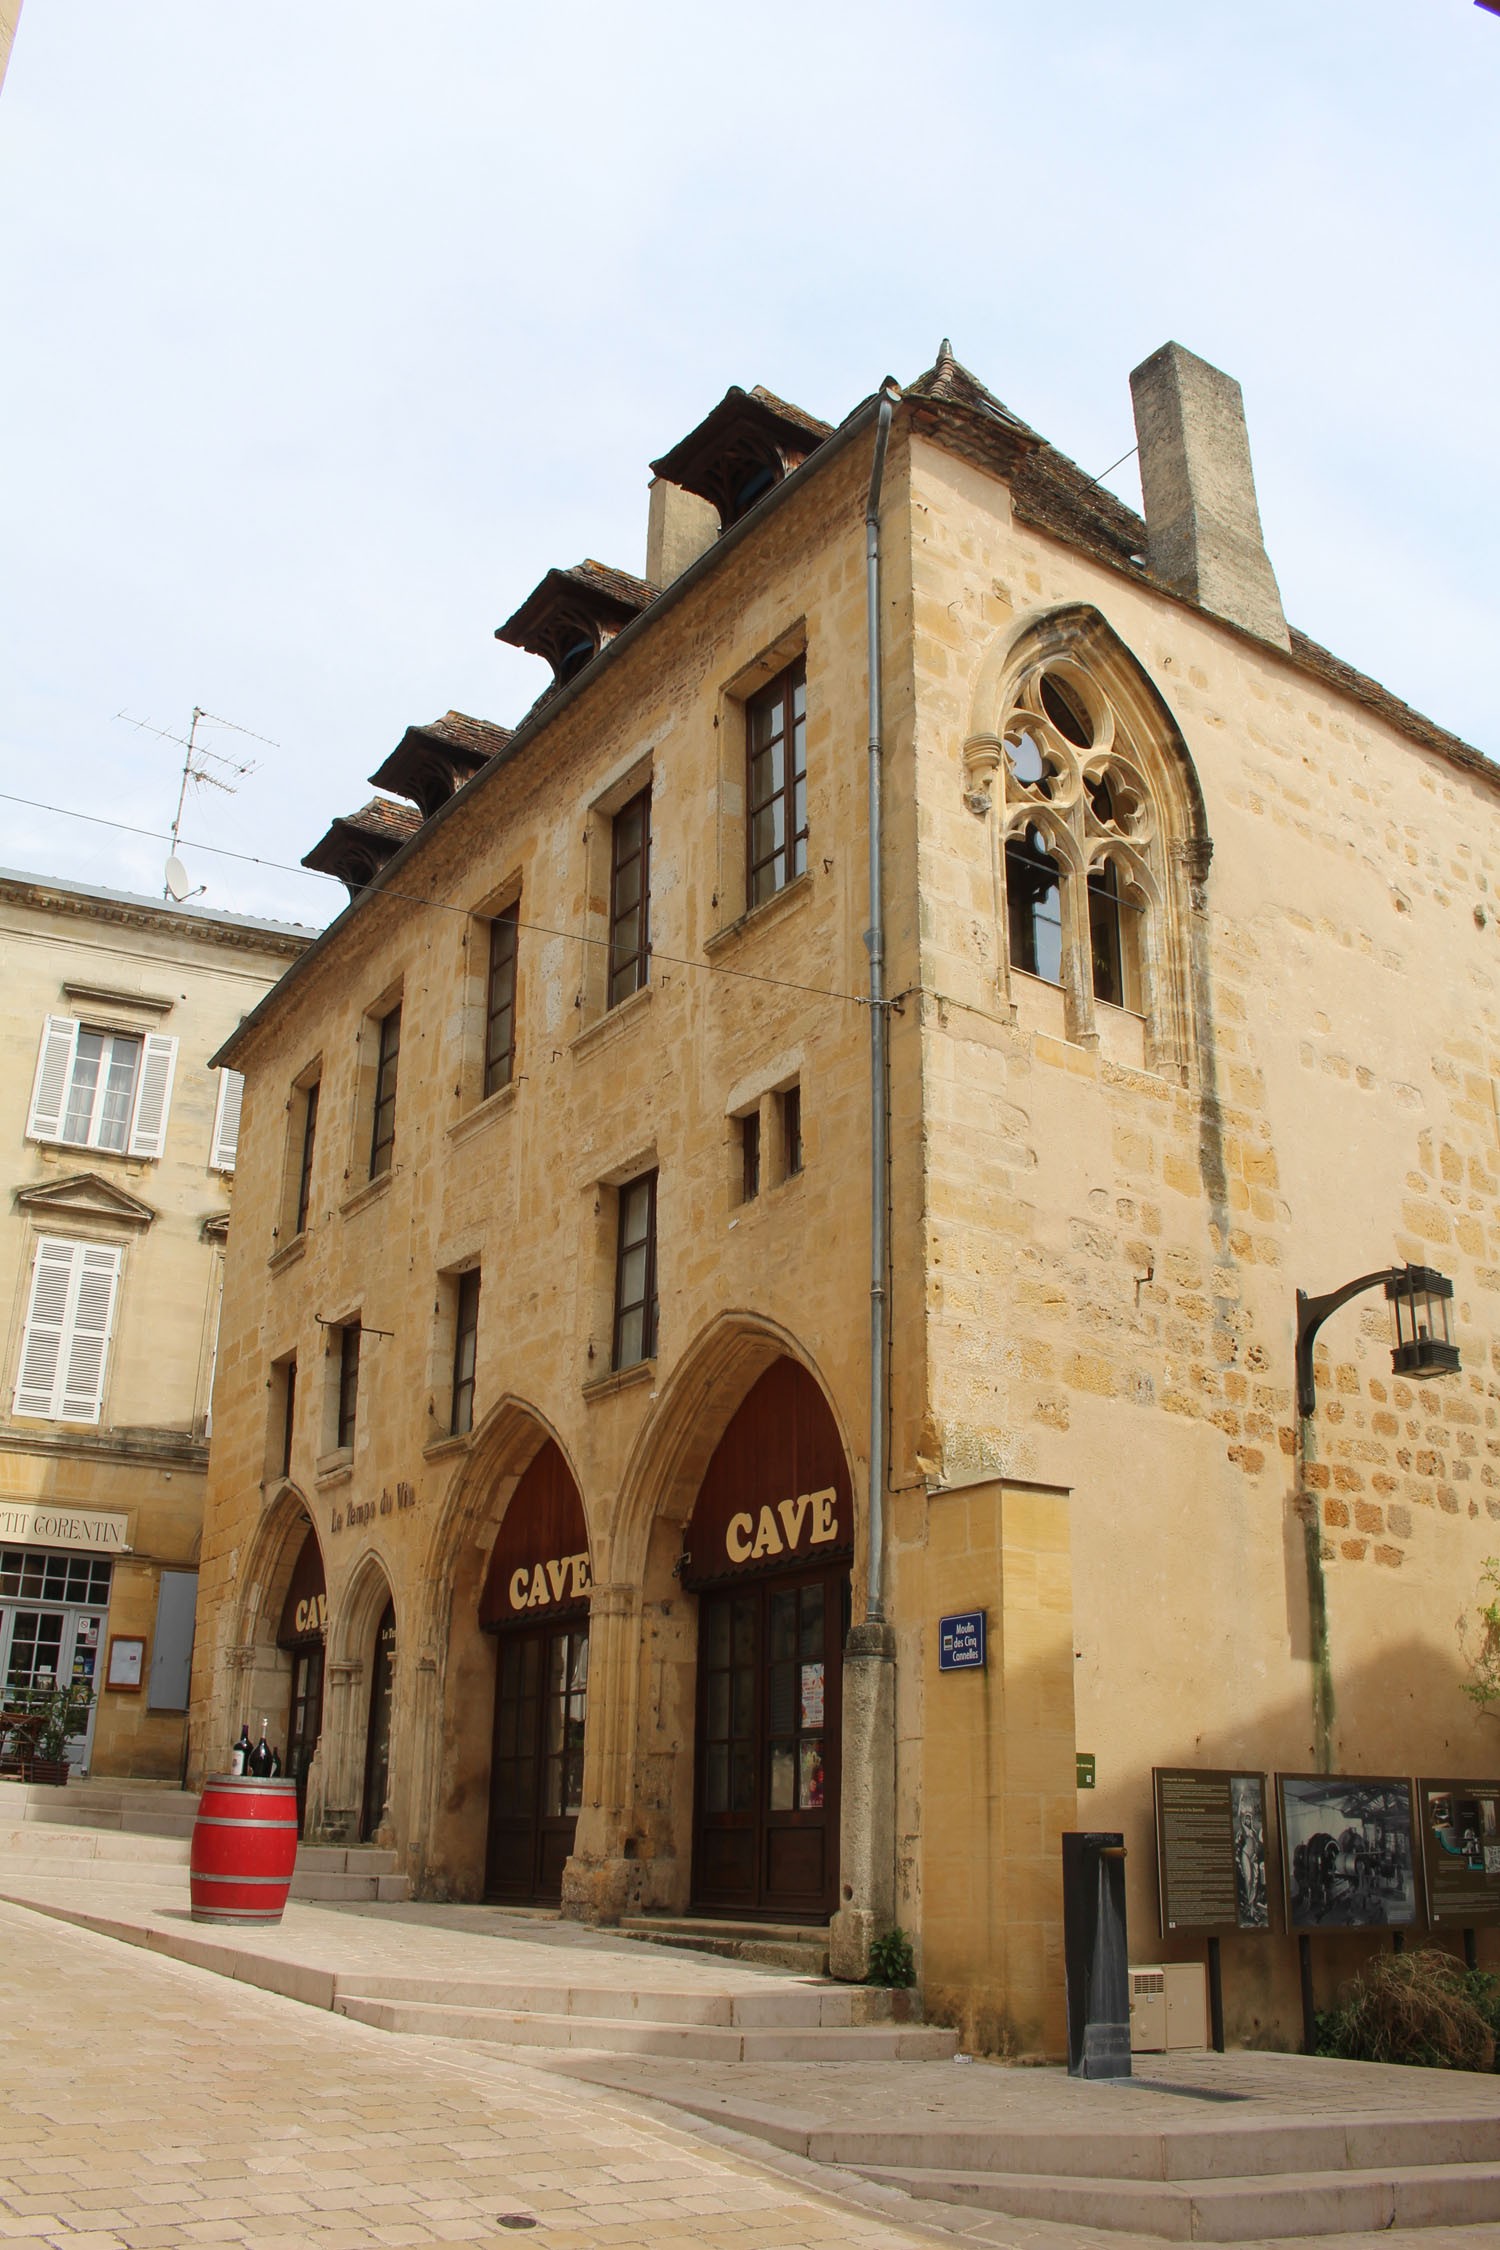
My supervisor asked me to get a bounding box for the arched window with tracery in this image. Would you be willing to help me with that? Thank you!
[963,608,1210,1079]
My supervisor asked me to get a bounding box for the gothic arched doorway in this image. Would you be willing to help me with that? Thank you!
[477,1440,592,1903]
[276,1525,326,1836]
[682,1357,853,1921]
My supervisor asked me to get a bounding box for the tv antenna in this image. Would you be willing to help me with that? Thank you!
[114,705,276,901]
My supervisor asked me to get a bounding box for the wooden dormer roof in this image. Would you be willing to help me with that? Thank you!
[494,560,656,685]
[301,796,421,901]
[367,710,513,821]
[650,385,832,528]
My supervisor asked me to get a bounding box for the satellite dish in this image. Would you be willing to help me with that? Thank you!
[164,855,194,902]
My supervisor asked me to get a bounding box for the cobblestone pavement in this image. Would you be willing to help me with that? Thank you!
[6,1897,1500,2250]
[0,1901,939,2250]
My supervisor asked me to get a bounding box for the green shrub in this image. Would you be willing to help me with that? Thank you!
[1316,1948,1500,2072]
[866,1926,916,1988]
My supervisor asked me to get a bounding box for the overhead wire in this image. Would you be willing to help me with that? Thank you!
[0,787,876,1010]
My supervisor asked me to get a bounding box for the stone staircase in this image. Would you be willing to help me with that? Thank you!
[617,1913,831,1975]
[0,1777,408,1903]
[332,1968,945,2062]
[831,2105,1500,2240]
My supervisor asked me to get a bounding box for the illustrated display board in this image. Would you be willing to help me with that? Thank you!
[1277,1773,1419,1930]
[1418,1778,1500,1925]
[1153,1768,1271,1934]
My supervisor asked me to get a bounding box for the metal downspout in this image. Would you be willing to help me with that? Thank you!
[864,382,896,1623]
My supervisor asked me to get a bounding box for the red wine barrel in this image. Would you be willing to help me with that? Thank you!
[189,1774,299,1924]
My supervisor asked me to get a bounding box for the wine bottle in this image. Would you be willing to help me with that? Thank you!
[269,1746,282,1778]
[248,1720,273,1778]
[231,1724,251,1777]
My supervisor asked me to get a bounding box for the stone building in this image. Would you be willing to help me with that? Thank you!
[1,869,307,1778]
[191,344,1500,2054]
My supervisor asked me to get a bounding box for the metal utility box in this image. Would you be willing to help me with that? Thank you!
[1128,1967,1167,2052]
[1129,1963,1208,2052]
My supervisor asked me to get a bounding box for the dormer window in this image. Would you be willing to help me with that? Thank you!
[495,560,654,689]
[367,711,511,823]
[301,798,421,902]
[650,385,831,532]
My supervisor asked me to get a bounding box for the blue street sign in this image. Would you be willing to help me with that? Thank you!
[939,1609,986,1671]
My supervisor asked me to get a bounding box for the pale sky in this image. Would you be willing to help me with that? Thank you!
[1,2,1495,929]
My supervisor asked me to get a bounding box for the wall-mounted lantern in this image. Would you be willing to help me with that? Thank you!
[1295,1262,1460,1419]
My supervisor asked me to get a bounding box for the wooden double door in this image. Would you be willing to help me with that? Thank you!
[691,1564,843,1922]
[484,1618,589,1903]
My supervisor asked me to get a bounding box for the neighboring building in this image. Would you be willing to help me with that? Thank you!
[0,0,22,101]
[1,869,308,1778]
[191,345,1500,2055]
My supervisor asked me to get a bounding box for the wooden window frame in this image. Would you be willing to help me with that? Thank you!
[337,1324,361,1448]
[781,1085,803,1178]
[741,1111,761,1204]
[607,788,652,1009]
[369,1007,401,1178]
[281,1357,297,1479]
[295,1079,320,1236]
[746,659,808,910]
[612,1170,658,1371]
[483,905,520,1098]
[451,1268,480,1436]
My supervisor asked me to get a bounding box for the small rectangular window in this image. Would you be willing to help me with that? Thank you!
[746,660,808,908]
[782,1086,803,1178]
[281,1358,297,1478]
[295,1080,320,1236]
[608,788,651,1008]
[484,905,520,1098]
[741,1112,760,1203]
[451,1268,481,1436]
[337,1324,361,1448]
[369,1007,401,1177]
[613,1170,658,1370]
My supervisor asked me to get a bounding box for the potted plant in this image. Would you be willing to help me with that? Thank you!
[3,1681,92,1784]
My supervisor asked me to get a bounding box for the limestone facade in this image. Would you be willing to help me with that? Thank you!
[1,870,307,1778]
[192,349,1500,2055]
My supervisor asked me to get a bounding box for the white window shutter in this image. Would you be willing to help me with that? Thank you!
[127,1033,178,1159]
[210,1068,245,1172]
[13,1239,78,1416]
[59,1243,121,1423]
[26,1017,79,1142]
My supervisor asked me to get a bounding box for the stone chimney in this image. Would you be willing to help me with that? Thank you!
[645,476,719,589]
[1129,342,1289,650]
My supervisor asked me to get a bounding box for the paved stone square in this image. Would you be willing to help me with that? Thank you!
[6,1894,1500,2250]
[0,1901,935,2250]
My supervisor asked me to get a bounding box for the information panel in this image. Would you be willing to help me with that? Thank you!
[1277,1773,1419,1931]
[1418,1778,1500,1925]
[1153,1767,1271,1935]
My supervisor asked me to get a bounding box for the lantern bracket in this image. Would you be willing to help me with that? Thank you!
[1296,1263,1460,1418]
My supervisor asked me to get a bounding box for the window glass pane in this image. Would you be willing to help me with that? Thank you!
[707,1669,729,1740]
[706,1742,729,1814]
[769,1661,796,1735]
[731,1665,755,1739]
[732,1599,754,1666]
[799,1739,825,1810]
[731,1746,755,1810]
[705,1601,730,1668]
[800,1584,824,1661]
[615,1307,644,1367]
[63,1034,103,1144]
[769,1742,794,1811]
[1006,830,1063,985]
[769,1590,797,1663]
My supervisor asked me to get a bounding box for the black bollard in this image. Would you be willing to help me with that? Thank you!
[1062,1832,1131,2078]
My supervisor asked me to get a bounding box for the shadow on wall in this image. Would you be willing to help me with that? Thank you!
[1073,1635,1500,2056]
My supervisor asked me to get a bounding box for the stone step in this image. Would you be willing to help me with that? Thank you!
[335,1971,904,2029]
[809,2111,1500,2180]
[0,1827,189,1864]
[850,2159,1500,2242]
[336,1993,956,2063]
[618,1915,830,1975]
[294,1846,398,1876]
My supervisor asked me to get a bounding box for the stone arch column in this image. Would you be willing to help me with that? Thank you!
[215,1485,318,1782]
[567,1313,862,1925]
[318,1548,398,1845]
[413,1398,589,1899]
